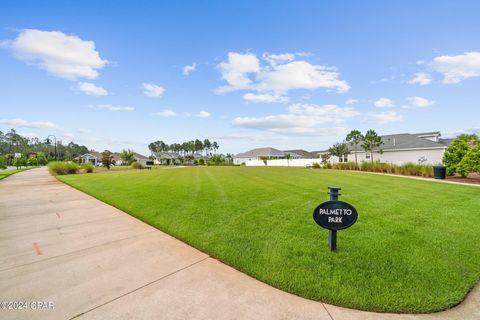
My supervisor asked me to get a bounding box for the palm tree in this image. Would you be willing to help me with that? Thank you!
[203,139,212,157]
[119,149,136,165]
[212,141,219,154]
[285,153,291,166]
[194,139,203,155]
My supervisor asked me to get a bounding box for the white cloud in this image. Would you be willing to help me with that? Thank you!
[243,93,288,103]
[0,118,60,129]
[408,73,432,86]
[195,110,211,118]
[288,104,359,120]
[88,104,134,112]
[233,103,358,136]
[269,127,348,136]
[215,52,350,101]
[185,110,211,118]
[374,98,394,108]
[257,60,350,93]
[262,52,295,65]
[407,96,434,108]
[365,111,403,124]
[5,29,107,80]
[432,52,480,83]
[183,63,196,75]
[156,109,177,117]
[345,99,358,105]
[142,83,165,98]
[77,82,108,96]
[216,52,260,93]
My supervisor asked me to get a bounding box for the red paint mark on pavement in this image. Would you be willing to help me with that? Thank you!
[33,242,43,255]
[56,212,61,218]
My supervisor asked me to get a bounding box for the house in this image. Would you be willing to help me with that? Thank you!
[318,131,453,165]
[233,147,286,165]
[233,147,303,164]
[153,152,181,165]
[79,152,101,166]
[131,152,150,166]
[78,151,150,166]
[283,149,314,158]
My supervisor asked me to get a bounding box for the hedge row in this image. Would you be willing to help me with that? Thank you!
[319,161,434,178]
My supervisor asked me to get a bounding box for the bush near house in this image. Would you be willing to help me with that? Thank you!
[443,134,479,177]
[80,162,94,173]
[131,161,143,169]
[48,161,79,175]
[207,154,225,166]
[327,161,434,177]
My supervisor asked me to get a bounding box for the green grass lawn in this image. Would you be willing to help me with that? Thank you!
[0,167,32,180]
[58,167,480,313]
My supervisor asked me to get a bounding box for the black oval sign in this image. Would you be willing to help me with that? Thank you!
[313,200,358,231]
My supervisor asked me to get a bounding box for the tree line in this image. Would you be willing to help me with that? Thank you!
[0,129,89,166]
[326,129,383,165]
[148,139,219,157]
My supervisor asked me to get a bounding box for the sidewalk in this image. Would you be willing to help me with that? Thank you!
[1,168,478,320]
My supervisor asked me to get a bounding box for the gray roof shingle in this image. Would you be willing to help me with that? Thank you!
[235,147,285,158]
[346,133,447,151]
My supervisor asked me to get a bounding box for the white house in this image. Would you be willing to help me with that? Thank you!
[234,131,454,167]
[318,132,453,165]
[233,147,304,165]
[78,153,100,166]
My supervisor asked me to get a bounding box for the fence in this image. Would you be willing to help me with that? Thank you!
[244,158,321,167]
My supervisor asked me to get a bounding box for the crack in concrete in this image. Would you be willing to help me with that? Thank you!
[70,256,211,319]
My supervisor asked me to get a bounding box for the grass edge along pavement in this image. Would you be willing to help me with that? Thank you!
[57,166,480,313]
[0,167,33,180]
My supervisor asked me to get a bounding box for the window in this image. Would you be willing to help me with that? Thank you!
[339,154,348,162]
[366,153,371,160]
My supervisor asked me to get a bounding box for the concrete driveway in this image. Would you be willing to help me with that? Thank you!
[0,168,478,320]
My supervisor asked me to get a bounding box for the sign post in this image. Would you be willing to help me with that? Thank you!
[313,186,358,251]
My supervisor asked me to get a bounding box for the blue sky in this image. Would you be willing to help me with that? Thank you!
[1,1,479,155]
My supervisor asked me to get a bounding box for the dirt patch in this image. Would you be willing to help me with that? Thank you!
[446,173,480,185]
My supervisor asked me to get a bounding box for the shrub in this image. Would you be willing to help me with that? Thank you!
[13,155,28,168]
[312,162,321,169]
[48,161,79,175]
[37,152,48,166]
[207,155,225,166]
[199,158,205,165]
[329,161,434,178]
[333,162,359,171]
[81,162,94,173]
[456,144,480,177]
[27,155,38,166]
[66,162,79,174]
[131,161,143,169]
[0,156,6,169]
[443,134,479,176]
